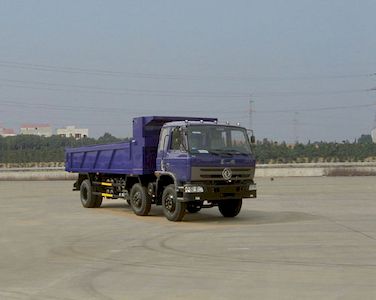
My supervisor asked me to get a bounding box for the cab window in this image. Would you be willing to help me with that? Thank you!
[170,127,186,151]
[158,127,170,153]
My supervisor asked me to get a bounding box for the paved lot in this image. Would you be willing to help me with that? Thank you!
[0,177,375,299]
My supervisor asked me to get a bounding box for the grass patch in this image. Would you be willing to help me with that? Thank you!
[326,168,376,176]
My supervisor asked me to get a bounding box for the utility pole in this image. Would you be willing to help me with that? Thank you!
[372,112,376,143]
[293,111,299,143]
[249,97,254,130]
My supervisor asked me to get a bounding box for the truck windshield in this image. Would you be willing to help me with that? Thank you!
[187,125,252,155]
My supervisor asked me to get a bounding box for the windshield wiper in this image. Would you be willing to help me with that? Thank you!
[207,150,221,156]
[222,149,251,156]
[210,149,233,156]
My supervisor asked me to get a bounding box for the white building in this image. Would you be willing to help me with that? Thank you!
[0,127,16,137]
[371,128,376,143]
[20,124,52,137]
[57,126,88,139]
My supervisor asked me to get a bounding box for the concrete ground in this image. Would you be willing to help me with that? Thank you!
[0,177,375,300]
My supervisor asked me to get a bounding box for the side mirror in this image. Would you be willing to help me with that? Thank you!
[247,129,256,144]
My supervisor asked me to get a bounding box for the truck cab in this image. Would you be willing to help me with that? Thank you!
[154,120,256,221]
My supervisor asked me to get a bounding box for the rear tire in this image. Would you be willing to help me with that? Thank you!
[162,184,186,221]
[80,179,102,208]
[218,199,242,217]
[130,184,151,216]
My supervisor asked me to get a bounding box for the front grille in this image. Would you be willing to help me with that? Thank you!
[191,167,254,182]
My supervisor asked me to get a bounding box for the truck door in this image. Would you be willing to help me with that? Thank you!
[157,126,190,182]
[166,127,190,182]
[156,126,170,172]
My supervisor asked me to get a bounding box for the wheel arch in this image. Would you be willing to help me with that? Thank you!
[156,173,177,204]
[74,173,91,190]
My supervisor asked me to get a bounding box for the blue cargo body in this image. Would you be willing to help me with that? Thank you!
[65,116,217,175]
[66,142,134,174]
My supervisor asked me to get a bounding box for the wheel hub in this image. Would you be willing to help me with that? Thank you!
[133,192,141,208]
[165,194,175,212]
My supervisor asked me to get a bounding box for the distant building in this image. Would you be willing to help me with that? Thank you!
[372,128,376,143]
[20,124,52,137]
[0,127,16,137]
[57,126,88,139]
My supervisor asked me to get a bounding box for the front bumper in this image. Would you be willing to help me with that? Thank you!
[178,182,257,202]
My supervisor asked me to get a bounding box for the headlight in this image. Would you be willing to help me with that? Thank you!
[248,183,257,191]
[184,186,204,193]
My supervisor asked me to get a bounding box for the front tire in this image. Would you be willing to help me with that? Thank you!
[130,184,151,216]
[162,184,186,222]
[218,199,242,217]
[80,179,102,208]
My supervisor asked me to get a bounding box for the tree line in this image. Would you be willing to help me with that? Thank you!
[0,133,126,164]
[255,135,376,164]
[0,133,375,164]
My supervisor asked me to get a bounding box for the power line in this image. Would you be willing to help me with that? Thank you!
[0,77,373,99]
[1,96,376,116]
[251,89,371,97]
[254,102,376,113]
[0,78,249,98]
[0,59,374,81]
[0,97,227,115]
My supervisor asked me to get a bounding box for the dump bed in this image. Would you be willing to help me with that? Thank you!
[65,116,217,175]
[65,141,136,174]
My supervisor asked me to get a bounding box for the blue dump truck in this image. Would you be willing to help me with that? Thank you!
[65,116,257,221]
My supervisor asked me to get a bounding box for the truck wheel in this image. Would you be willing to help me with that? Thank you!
[80,179,102,208]
[186,203,201,213]
[162,184,186,222]
[130,184,151,216]
[218,199,242,217]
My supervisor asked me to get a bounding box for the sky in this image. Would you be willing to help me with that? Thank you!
[0,0,375,142]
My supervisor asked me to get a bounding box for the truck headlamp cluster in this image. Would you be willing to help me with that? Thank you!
[248,183,257,191]
[184,186,204,193]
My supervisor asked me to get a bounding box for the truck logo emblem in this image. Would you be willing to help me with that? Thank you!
[222,168,232,180]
